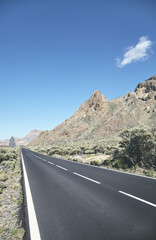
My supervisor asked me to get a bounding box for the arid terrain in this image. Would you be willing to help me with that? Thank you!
[0,76,155,240]
[0,147,24,239]
[31,76,156,146]
[29,76,156,177]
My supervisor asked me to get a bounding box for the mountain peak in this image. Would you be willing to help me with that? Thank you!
[92,90,103,95]
[89,90,106,103]
[30,75,156,146]
[91,90,105,97]
[86,90,107,111]
[134,76,156,101]
[146,75,156,81]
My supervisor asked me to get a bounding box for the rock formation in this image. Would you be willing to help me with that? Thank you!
[30,76,156,147]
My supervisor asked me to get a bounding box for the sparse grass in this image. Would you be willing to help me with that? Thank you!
[0,147,24,239]
[0,171,8,182]
[11,229,18,235]
[11,198,16,202]
[11,160,16,171]
[0,227,9,233]
[17,195,23,205]
[143,170,153,177]
[13,171,19,176]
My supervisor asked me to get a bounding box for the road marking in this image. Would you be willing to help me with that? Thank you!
[21,152,41,240]
[119,191,156,208]
[27,149,156,181]
[73,172,101,184]
[56,165,68,171]
[48,161,54,165]
[26,150,55,166]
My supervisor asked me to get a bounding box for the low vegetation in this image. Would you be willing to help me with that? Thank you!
[28,128,156,178]
[0,147,25,240]
[108,129,156,171]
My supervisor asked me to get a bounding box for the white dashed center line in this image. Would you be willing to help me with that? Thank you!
[56,165,68,171]
[48,161,54,165]
[73,172,101,184]
[119,191,156,208]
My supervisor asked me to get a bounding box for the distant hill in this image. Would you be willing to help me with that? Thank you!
[0,130,41,146]
[30,76,156,147]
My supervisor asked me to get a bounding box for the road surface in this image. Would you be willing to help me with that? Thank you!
[21,148,156,240]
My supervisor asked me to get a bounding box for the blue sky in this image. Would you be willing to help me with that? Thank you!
[0,0,156,140]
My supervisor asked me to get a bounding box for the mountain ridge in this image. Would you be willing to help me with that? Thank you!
[30,76,156,147]
[0,130,41,146]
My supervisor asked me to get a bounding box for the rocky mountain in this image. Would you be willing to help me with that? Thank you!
[30,76,156,147]
[0,130,41,146]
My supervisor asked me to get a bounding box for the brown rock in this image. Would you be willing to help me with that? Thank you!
[29,76,156,147]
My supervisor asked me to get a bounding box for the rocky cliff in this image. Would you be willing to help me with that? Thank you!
[30,76,156,147]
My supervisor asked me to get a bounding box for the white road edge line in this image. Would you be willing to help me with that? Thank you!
[119,191,156,208]
[21,152,42,240]
[56,165,68,171]
[73,172,101,184]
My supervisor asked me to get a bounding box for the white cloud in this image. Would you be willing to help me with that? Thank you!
[116,36,152,68]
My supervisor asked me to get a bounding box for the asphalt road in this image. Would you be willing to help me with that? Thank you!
[21,148,156,240]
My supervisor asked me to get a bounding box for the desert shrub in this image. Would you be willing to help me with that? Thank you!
[112,129,156,170]
[93,145,104,154]
[105,146,115,155]
[47,146,70,156]
[70,148,82,155]
[0,188,3,194]
[73,158,78,162]
[112,158,130,169]
[102,159,112,166]
[70,149,77,155]
[80,147,85,154]
[4,152,15,160]
[0,171,8,182]
[143,170,153,177]
[85,149,95,155]
[64,155,71,160]
[48,149,55,156]
[90,160,101,166]
[39,148,47,154]
[112,160,122,169]
[0,148,17,163]
[48,149,61,156]
[61,148,71,155]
